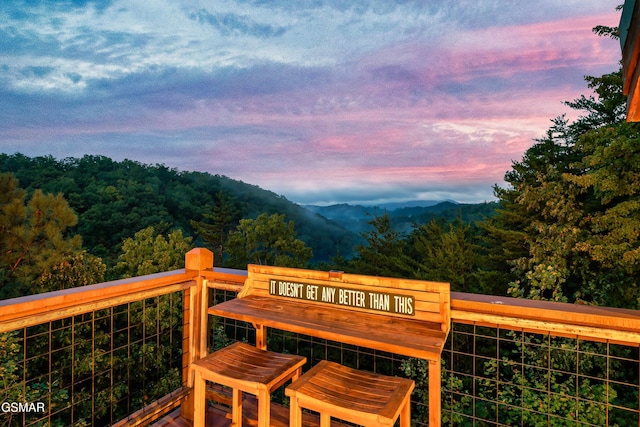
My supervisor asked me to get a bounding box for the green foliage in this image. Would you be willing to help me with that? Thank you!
[190,191,241,265]
[225,213,313,268]
[35,251,106,294]
[401,358,472,425]
[346,214,495,294]
[479,334,616,427]
[115,226,194,277]
[487,66,640,308]
[0,154,357,266]
[407,219,484,292]
[0,331,77,427]
[348,214,416,278]
[0,173,95,299]
[0,332,22,405]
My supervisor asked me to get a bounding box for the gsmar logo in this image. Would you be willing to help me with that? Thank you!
[1,402,45,413]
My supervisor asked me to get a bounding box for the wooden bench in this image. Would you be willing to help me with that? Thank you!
[209,264,451,426]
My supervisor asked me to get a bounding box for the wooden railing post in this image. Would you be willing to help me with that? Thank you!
[182,248,213,422]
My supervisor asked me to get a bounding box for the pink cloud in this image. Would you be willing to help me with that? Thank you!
[434,13,619,81]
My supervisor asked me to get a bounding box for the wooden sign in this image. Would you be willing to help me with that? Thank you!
[269,278,415,316]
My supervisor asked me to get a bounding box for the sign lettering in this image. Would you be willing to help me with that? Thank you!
[269,279,414,316]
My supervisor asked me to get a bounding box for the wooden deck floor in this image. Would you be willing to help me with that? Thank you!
[151,396,349,427]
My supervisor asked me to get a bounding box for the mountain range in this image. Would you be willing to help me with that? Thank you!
[304,200,498,235]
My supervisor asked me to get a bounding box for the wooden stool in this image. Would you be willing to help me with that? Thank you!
[191,342,306,427]
[286,360,415,427]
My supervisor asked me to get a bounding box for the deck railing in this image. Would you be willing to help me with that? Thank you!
[1,248,639,426]
[0,267,196,427]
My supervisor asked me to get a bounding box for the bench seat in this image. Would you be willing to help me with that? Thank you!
[191,342,306,427]
[286,360,415,427]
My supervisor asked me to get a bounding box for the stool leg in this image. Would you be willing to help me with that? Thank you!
[255,324,266,350]
[289,395,301,427]
[257,389,271,427]
[193,371,205,427]
[400,398,411,427]
[320,413,331,427]
[292,367,301,382]
[232,388,243,427]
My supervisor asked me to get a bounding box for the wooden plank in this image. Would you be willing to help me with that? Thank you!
[0,281,193,334]
[452,310,640,346]
[248,265,449,293]
[451,292,640,336]
[112,386,190,427]
[244,265,450,323]
[0,269,196,327]
[429,360,441,426]
[153,399,352,427]
[201,268,248,293]
[209,296,446,360]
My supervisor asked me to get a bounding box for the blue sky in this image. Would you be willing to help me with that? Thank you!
[0,1,622,205]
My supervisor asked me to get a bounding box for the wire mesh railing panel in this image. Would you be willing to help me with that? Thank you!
[442,322,640,427]
[0,291,184,427]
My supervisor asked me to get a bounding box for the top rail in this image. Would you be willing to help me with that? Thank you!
[451,291,640,345]
[0,269,197,333]
[201,267,247,292]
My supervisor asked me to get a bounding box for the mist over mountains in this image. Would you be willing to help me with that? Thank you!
[304,200,497,235]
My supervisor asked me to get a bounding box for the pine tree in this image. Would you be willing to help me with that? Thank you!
[190,191,240,265]
[349,214,415,278]
[0,173,85,298]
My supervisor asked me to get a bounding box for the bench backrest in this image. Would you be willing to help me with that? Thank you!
[239,264,451,333]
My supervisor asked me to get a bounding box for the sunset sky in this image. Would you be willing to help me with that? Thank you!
[0,1,622,206]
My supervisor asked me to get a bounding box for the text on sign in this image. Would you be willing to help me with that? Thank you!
[269,279,415,316]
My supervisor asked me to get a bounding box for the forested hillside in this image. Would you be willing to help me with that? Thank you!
[0,154,358,268]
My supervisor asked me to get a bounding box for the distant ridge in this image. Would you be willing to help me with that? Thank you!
[304,200,497,234]
[365,200,456,210]
[307,200,453,211]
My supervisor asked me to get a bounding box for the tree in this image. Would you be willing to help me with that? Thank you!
[115,226,194,278]
[0,173,85,298]
[190,191,240,265]
[486,64,639,307]
[35,250,106,294]
[563,122,640,306]
[224,213,312,268]
[564,70,626,135]
[408,219,482,292]
[349,214,415,278]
